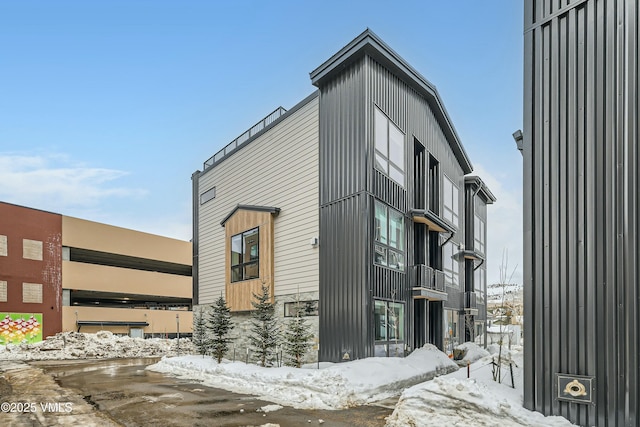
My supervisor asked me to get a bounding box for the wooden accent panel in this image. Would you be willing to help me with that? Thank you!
[224,209,275,311]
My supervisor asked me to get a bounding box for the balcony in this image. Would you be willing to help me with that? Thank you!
[464,292,479,314]
[410,265,447,301]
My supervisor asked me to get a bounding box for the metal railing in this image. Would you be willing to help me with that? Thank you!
[203,106,287,171]
[464,292,478,310]
[410,265,446,293]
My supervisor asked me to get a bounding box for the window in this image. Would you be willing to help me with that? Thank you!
[374,107,405,187]
[0,235,6,256]
[200,186,216,205]
[374,300,405,341]
[428,155,439,213]
[22,283,42,303]
[443,175,459,227]
[444,309,459,350]
[284,300,319,317]
[474,214,486,254]
[23,239,43,261]
[443,242,459,288]
[374,201,405,271]
[474,267,486,304]
[230,228,259,282]
[0,281,6,302]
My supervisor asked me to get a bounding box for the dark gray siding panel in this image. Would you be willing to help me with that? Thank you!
[319,194,372,362]
[523,0,639,425]
[368,56,465,214]
[318,59,367,205]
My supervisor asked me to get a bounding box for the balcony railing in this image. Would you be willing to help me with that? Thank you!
[464,292,478,311]
[410,265,446,293]
[434,270,445,292]
[203,106,287,171]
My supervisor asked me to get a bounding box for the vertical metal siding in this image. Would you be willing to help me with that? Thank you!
[319,194,372,361]
[318,51,470,361]
[523,0,639,425]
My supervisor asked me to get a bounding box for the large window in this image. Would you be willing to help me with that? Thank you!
[443,242,459,288]
[474,214,486,254]
[374,300,405,341]
[374,107,405,187]
[230,228,259,282]
[443,175,459,227]
[374,201,405,271]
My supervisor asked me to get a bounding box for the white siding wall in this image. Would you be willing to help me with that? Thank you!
[198,96,319,305]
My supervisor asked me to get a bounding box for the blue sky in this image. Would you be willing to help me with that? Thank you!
[0,1,524,285]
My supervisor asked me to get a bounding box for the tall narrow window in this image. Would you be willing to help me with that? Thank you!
[374,108,405,187]
[428,155,439,213]
[443,242,459,287]
[474,214,486,254]
[230,228,259,282]
[374,200,405,271]
[443,175,459,227]
[474,267,486,304]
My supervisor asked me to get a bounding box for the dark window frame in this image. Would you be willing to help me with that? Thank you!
[200,186,216,205]
[284,300,319,317]
[374,200,405,271]
[230,228,260,283]
[374,107,405,187]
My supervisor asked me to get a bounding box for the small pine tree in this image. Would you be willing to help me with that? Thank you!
[209,295,233,363]
[249,284,279,367]
[192,307,209,357]
[283,306,313,368]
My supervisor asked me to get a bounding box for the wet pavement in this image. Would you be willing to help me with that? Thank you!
[6,358,393,427]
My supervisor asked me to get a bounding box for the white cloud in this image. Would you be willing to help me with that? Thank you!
[472,164,523,286]
[0,152,146,214]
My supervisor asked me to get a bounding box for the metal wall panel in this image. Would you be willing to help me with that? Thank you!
[319,194,372,361]
[523,0,639,425]
[318,51,471,361]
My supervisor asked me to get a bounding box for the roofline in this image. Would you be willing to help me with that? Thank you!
[220,204,281,226]
[199,91,319,178]
[465,175,497,203]
[310,29,473,174]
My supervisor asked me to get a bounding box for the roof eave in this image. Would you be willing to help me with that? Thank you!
[220,204,281,226]
[310,29,473,174]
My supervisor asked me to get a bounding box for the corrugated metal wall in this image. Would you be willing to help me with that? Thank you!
[523,0,639,425]
[318,53,468,361]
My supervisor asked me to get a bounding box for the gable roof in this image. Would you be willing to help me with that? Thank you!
[310,29,473,174]
[465,175,497,204]
[220,204,281,227]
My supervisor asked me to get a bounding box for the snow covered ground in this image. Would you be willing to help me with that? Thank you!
[387,346,573,426]
[148,343,573,426]
[0,332,573,426]
[147,344,458,410]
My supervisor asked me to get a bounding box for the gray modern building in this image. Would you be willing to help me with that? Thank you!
[192,30,495,363]
[522,1,639,425]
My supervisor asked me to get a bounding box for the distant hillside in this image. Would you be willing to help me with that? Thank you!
[487,283,522,305]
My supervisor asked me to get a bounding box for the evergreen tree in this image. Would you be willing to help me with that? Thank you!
[192,307,209,357]
[209,295,233,363]
[249,284,279,367]
[283,305,313,368]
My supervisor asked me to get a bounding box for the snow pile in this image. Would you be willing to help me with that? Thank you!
[0,331,194,361]
[147,343,458,410]
[453,342,490,365]
[386,347,574,427]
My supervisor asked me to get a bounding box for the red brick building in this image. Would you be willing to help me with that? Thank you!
[0,202,63,341]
